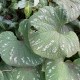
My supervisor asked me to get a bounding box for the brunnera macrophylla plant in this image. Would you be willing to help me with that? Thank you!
[0,0,80,80]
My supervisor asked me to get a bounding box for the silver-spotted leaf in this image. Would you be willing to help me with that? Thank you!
[71,0,80,3]
[45,60,80,80]
[28,6,79,59]
[53,0,80,22]
[18,19,43,60]
[18,19,30,47]
[0,31,43,67]
[0,62,40,80]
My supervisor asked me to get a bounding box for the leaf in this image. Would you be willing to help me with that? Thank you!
[18,19,30,47]
[28,6,79,59]
[17,0,33,9]
[71,0,80,3]
[0,31,43,67]
[36,0,48,8]
[0,0,6,8]
[10,3,18,9]
[45,59,80,80]
[17,0,26,9]
[24,1,32,18]
[53,0,80,22]
[0,70,4,80]
[39,0,48,7]
[0,62,40,80]
[0,3,2,11]
[78,50,80,57]
[40,71,45,80]
[0,21,8,30]
[34,0,39,6]
[10,0,18,9]
[70,20,80,28]
[74,58,80,74]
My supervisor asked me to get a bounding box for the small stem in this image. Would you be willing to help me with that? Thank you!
[2,70,12,72]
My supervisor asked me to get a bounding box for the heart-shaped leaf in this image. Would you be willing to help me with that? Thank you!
[28,6,79,59]
[45,59,80,80]
[0,62,40,80]
[0,31,43,67]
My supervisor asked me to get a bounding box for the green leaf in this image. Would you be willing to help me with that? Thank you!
[24,1,32,18]
[71,0,80,3]
[10,3,18,9]
[18,19,30,47]
[45,59,80,80]
[0,21,8,30]
[70,20,80,28]
[78,50,80,57]
[0,31,43,67]
[39,0,48,6]
[28,6,79,59]
[0,62,40,80]
[0,71,4,80]
[0,0,6,8]
[40,71,45,80]
[74,58,80,74]
[12,0,18,3]
[19,19,40,48]
[53,0,80,22]
[10,0,18,9]
[37,0,48,8]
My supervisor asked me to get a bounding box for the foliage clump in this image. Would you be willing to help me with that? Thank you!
[0,0,80,80]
